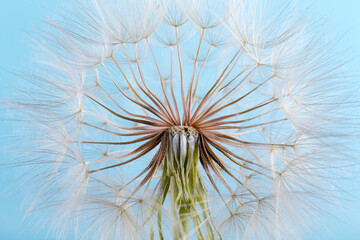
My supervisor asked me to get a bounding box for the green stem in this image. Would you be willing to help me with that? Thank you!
[156,127,216,240]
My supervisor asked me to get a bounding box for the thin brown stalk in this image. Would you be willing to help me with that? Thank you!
[82,122,165,137]
[195,75,275,124]
[121,43,173,124]
[199,130,274,176]
[197,61,250,118]
[202,118,287,131]
[190,50,241,124]
[186,28,205,125]
[207,129,293,148]
[102,63,168,123]
[198,99,278,127]
[199,137,231,212]
[190,45,213,112]
[86,94,167,126]
[89,132,165,173]
[111,56,151,117]
[203,139,260,200]
[120,133,168,207]
[193,66,258,125]
[146,38,178,125]
[133,43,177,125]
[83,131,162,146]
[175,26,187,125]
[169,46,181,123]
[98,84,166,125]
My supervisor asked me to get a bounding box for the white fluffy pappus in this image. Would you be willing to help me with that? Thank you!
[3,0,359,239]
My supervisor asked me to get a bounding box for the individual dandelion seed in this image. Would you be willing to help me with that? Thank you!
[6,0,358,239]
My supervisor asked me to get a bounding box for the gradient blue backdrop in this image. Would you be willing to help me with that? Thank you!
[0,0,359,239]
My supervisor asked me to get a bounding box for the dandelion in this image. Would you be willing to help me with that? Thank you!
[7,0,357,239]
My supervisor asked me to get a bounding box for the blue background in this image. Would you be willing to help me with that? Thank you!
[0,0,359,239]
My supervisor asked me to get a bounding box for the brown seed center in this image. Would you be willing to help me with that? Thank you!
[169,126,198,137]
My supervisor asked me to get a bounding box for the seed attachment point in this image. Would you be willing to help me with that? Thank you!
[169,126,198,137]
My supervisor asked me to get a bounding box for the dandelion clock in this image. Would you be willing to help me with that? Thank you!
[4,0,358,239]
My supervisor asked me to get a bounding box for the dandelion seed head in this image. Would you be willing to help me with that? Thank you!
[6,0,358,239]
